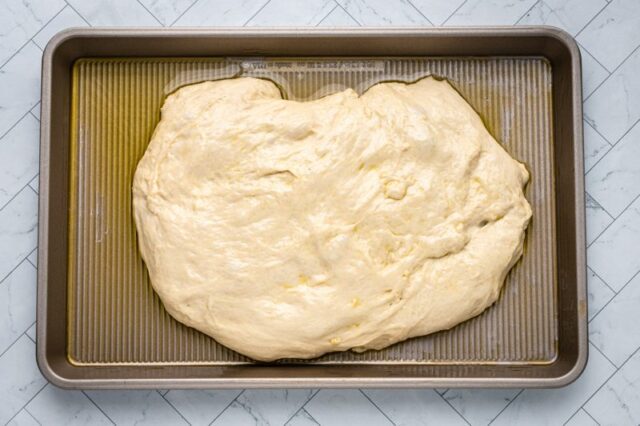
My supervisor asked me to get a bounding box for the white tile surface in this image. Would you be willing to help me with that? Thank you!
[444,389,521,425]
[29,103,40,121]
[25,321,36,342]
[213,390,314,425]
[585,348,640,425]
[26,247,37,267]
[586,121,640,217]
[0,336,46,425]
[587,194,640,291]
[164,389,241,425]
[336,0,432,25]
[32,6,89,50]
[0,188,38,282]
[248,0,335,26]
[583,120,611,172]
[365,389,467,425]
[306,390,393,425]
[0,42,42,138]
[84,390,188,425]
[0,261,36,354]
[565,409,598,426]
[0,1,639,425]
[174,0,269,26]
[66,0,160,26]
[584,47,640,144]
[587,267,615,321]
[0,114,39,208]
[318,6,360,26]
[7,409,39,426]
[492,344,616,425]
[445,0,537,25]
[138,0,197,25]
[585,192,613,245]
[27,176,38,195]
[410,0,467,25]
[0,0,64,65]
[589,272,640,367]
[577,0,640,71]
[580,46,610,99]
[28,386,112,425]
[287,409,319,426]
[517,0,607,35]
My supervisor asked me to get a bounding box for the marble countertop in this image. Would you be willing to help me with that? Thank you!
[1,0,639,424]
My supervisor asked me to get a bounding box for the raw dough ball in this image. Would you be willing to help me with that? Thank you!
[133,77,532,361]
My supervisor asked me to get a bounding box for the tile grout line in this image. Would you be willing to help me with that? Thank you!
[299,408,320,425]
[158,390,192,425]
[0,175,38,212]
[31,39,44,53]
[0,109,34,144]
[81,391,117,425]
[4,383,49,426]
[441,0,468,26]
[308,0,345,26]
[29,3,73,48]
[573,0,611,41]
[25,407,42,425]
[0,255,34,288]
[585,188,616,222]
[585,114,639,153]
[513,0,541,26]
[281,389,321,425]
[585,189,615,221]
[577,41,612,81]
[27,185,38,197]
[359,389,398,425]
[334,2,363,26]
[588,268,640,332]
[583,118,612,148]
[590,341,619,370]
[1,2,68,68]
[316,3,340,26]
[488,389,524,424]
[583,119,615,150]
[587,266,618,296]
[169,0,202,26]
[242,0,274,26]
[28,110,40,123]
[405,0,435,26]
[63,0,93,26]
[582,408,601,425]
[207,390,245,425]
[584,144,613,175]
[435,390,473,426]
[581,345,640,417]
[0,325,33,359]
[583,43,640,103]
[134,0,165,26]
[587,191,640,251]
[25,321,37,343]
[563,408,581,426]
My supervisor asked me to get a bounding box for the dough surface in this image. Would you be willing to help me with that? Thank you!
[133,77,532,361]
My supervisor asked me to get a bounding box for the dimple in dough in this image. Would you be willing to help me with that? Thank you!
[132,76,532,361]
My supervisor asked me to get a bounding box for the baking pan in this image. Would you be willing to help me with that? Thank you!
[37,27,586,388]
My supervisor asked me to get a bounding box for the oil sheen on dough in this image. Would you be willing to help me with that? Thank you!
[132,77,532,361]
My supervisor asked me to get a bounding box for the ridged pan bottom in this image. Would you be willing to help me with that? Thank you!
[67,57,556,365]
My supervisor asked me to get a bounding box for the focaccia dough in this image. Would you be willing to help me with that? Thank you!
[133,77,532,361]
